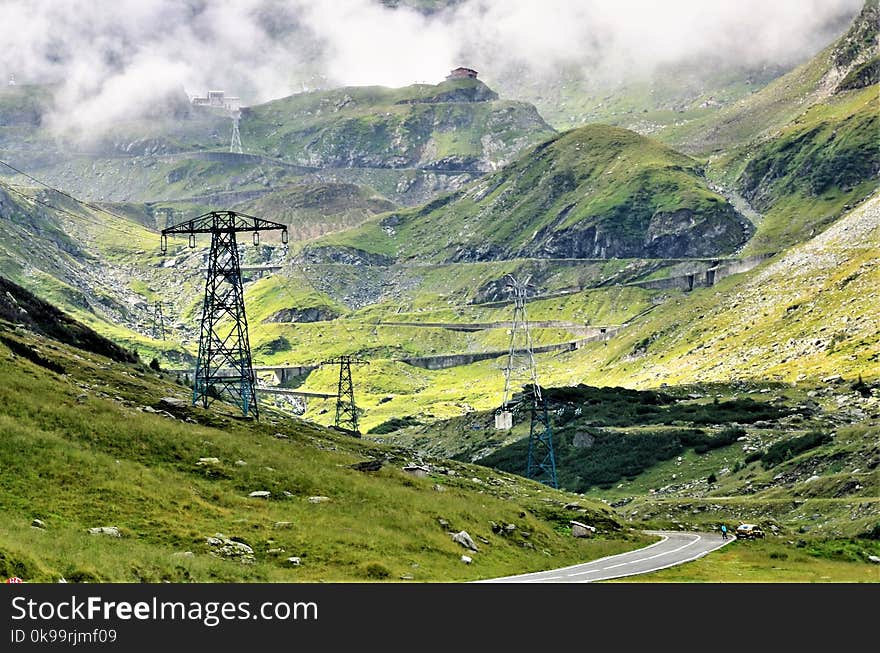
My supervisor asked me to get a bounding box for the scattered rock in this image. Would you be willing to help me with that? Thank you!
[159,397,188,409]
[461,555,472,564]
[197,457,221,466]
[400,574,415,580]
[805,475,821,484]
[273,432,289,440]
[234,460,247,467]
[432,483,446,492]
[76,393,88,403]
[308,496,330,504]
[274,521,293,529]
[570,521,596,538]
[350,460,383,472]
[172,551,194,558]
[286,557,301,566]
[31,518,46,529]
[504,523,516,533]
[868,555,880,564]
[248,490,271,499]
[452,530,479,551]
[88,526,121,537]
[206,534,254,564]
[477,536,490,545]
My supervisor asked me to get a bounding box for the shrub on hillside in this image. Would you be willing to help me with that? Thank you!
[368,415,422,434]
[760,430,833,469]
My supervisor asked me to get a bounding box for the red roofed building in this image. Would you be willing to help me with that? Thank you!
[446,67,479,80]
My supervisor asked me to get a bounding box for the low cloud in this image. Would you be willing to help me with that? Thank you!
[1,0,863,136]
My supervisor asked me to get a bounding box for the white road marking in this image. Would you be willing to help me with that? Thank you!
[480,531,733,583]
[566,569,600,577]
[577,534,732,583]
[479,533,671,582]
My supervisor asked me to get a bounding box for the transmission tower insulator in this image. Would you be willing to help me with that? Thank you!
[160,211,288,418]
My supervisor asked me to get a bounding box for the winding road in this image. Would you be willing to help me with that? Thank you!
[481,531,732,583]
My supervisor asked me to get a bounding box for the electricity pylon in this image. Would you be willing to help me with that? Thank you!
[230,110,243,154]
[321,355,369,436]
[160,211,288,418]
[153,301,166,341]
[495,274,558,488]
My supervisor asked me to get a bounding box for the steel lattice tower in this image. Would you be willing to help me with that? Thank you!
[161,211,287,418]
[230,110,243,154]
[497,274,558,488]
[153,301,166,341]
[321,355,369,436]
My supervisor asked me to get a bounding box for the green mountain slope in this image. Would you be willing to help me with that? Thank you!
[0,284,642,583]
[733,85,878,254]
[0,78,554,209]
[243,78,553,173]
[662,0,879,155]
[342,193,879,451]
[0,180,194,364]
[547,191,880,387]
[662,1,879,256]
[310,124,752,263]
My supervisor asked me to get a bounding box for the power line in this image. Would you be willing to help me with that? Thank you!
[1,182,151,241]
[0,158,135,224]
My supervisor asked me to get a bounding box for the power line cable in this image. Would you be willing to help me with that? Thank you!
[1,182,153,240]
[0,158,135,223]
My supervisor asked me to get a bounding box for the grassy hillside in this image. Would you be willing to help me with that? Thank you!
[662,1,879,255]
[0,288,650,583]
[552,191,880,387]
[353,192,879,456]
[662,0,878,155]
[242,78,554,172]
[498,59,793,136]
[309,125,752,263]
[0,180,197,365]
[731,84,878,255]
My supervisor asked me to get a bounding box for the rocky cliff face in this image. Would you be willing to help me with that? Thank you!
[315,124,753,263]
[516,205,751,260]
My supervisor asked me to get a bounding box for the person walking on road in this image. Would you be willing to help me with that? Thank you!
[720,524,728,540]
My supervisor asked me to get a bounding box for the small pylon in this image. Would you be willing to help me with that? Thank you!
[495,274,558,488]
[321,355,369,436]
[230,110,243,154]
[526,387,558,488]
[153,302,166,341]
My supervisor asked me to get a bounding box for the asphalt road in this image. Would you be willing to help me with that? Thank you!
[481,531,733,583]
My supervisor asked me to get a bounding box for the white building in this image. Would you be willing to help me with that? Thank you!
[190,90,240,111]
